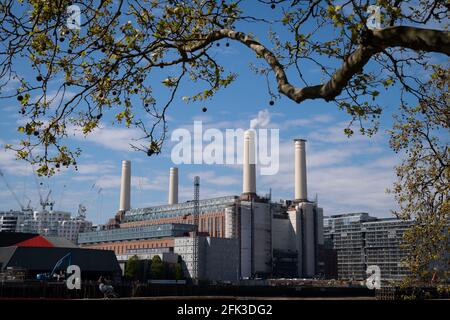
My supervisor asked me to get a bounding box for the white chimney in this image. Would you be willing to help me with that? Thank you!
[242,129,256,195]
[168,167,178,205]
[294,139,307,201]
[119,160,131,212]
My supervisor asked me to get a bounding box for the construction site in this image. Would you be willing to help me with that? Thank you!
[0,167,93,244]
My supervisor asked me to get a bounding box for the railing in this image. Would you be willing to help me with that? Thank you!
[0,280,377,299]
[375,286,449,300]
[0,280,107,299]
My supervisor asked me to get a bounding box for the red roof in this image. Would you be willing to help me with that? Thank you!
[15,235,54,248]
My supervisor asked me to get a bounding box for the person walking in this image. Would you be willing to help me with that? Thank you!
[98,276,118,298]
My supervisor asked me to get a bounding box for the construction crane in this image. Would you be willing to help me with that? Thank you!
[77,204,87,219]
[31,164,54,211]
[42,189,54,211]
[192,176,200,281]
[0,168,25,211]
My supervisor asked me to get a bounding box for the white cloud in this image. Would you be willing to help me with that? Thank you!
[75,162,116,175]
[180,115,247,131]
[0,76,20,93]
[85,172,168,192]
[178,185,235,202]
[282,114,335,129]
[187,170,241,187]
[261,157,398,218]
[257,120,400,217]
[250,109,271,129]
[70,124,142,152]
[46,89,77,109]
[0,147,32,177]
[191,114,214,122]
[308,121,377,143]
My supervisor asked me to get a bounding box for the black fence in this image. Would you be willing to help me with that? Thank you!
[0,281,105,299]
[0,281,375,299]
[375,286,450,300]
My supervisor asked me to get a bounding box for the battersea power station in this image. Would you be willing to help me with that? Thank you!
[79,132,325,282]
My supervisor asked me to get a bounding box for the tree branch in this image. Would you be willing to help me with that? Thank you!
[192,26,449,103]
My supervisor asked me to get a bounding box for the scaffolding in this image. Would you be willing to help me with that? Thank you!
[364,219,413,281]
[324,213,374,280]
[324,213,413,281]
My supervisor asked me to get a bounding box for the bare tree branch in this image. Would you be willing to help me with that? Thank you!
[195,26,449,103]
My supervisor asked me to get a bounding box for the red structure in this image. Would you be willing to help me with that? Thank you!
[0,233,74,248]
[15,235,54,248]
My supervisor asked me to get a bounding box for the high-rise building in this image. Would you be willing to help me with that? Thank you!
[323,213,376,280]
[364,219,413,281]
[1,209,93,244]
[324,213,413,281]
[0,211,22,232]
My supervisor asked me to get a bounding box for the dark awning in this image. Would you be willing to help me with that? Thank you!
[0,246,121,273]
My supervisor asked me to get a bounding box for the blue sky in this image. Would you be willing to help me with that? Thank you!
[0,2,445,224]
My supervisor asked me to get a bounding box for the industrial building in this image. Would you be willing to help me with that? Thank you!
[79,133,324,282]
[324,213,413,281]
[174,236,240,281]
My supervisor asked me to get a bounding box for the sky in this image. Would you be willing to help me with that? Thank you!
[0,2,446,224]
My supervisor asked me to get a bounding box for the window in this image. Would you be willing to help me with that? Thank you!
[217,217,220,236]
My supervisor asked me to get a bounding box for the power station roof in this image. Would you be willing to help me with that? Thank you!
[78,223,196,245]
[124,196,238,222]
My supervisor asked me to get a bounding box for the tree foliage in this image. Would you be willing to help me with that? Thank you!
[0,0,447,175]
[388,64,449,288]
[147,255,183,279]
[124,254,140,280]
[173,262,183,280]
[149,255,165,279]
